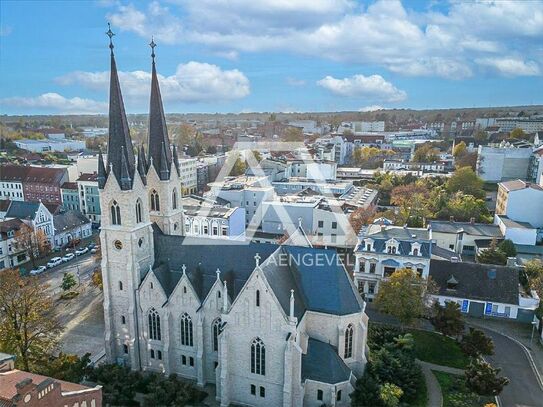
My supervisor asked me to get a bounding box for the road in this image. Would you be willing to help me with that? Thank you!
[37,252,106,359]
[481,327,543,407]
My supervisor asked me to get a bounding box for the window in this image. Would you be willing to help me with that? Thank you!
[318,220,324,228]
[368,282,376,294]
[150,349,155,359]
[110,201,121,225]
[157,350,162,360]
[260,386,265,398]
[317,389,323,401]
[182,355,187,365]
[150,190,160,211]
[213,318,222,351]
[180,313,193,346]
[413,248,419,256]
[331,221,337,229]
[251,384,256,395]
[416,267,423,276]
[369,263,376,274]
[365,244,371,251]
[384,267,396,277]
[189,357,194,366]
[256,290,260,307]
[344,324,354,358]
[136,199,143,223]
[119,281,123,291]
[148,308,161,341]
[251,338,265,375]
[172,189,178,209]
[121,315,126,324]
[337,390,342,401]
[123,344,128,354]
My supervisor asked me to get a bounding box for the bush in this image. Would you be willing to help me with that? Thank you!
[460,328,494,358]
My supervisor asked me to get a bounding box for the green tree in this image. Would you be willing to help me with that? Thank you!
[510,127,527,140]
[379,383,403,407]
[391,183,430,227]
[375,268,434,327]
[430,301,465,338]
[447,166,485,199]
[438,192,492,223]
[474,130,489,143]
[461,328,494,358]
[525,259,543,280]
[498,239,517,258]
[465,359,509,397]
[61,272,77,292]
[453,141,467,158]
[477,239,507,265]
[351,373,384,407]
[39,352,92,383]
[0,269,63,371]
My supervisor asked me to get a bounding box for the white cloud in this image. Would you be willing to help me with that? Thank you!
[359,105,384,112]
[104,0,543,79]
[475,58,540,77]
[56,62,250,104]
[317,74,407,102]
[0,93,107,114]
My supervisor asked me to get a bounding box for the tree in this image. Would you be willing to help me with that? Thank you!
[474,130,489,143]
[349,207,377,236]
[430,301,465,338]
[477,238,507,265]
[461,328,494,357]
[284,127,304,142]
[391,183,430,227]
[510,127,527,140]
[38,352,92,383]
[453,141,467,158]
[228,155,247,176]
[437,192,492,223]
[0,269,63,371]
[61,272,77,292]
[329,115,342,133]
[498,239,517,258]
[13,224,51,268]
[251,150,262,163]
[412,143,439,163]
[455,151,478,170]
[465,359,509,397]
[351,373,384,407]
[525,259,543,280]
[379,383,403,407]
[447,166,485,199]
[374,268,434,327]
[92,269,103,291]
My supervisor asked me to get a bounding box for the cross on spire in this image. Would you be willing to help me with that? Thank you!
[182,264,187,274]
[106,23,115,55]
[150,37,156,61]
[254,253,261,267]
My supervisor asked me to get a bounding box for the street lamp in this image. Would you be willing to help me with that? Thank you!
[530,320,538,348]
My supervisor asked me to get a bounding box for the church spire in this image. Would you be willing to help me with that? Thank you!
[97,149,107,189]
[137,144,148,185]
[147,38,172,180]
[105,23,136,190]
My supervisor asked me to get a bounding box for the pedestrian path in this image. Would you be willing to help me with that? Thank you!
[417,360,465,407]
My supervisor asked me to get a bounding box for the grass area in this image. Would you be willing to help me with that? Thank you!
[433,371,494,407]
[409,330,470,369]
[409,374,429,407]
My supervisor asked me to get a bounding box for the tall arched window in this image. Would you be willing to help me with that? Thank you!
[344,324,354,358]
[148,308,161,341]
[135,199,143,223]
[150,190,160,211]
[212,318,222,351]
[172,189,178,210]
[180,313,193,346]
[111,200,121,225]
[256,290,260,307]
[251,338,265,375]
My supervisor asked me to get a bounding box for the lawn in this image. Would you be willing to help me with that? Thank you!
[409,330,470,369]
[433,371,494,407]
[409,375,429,407]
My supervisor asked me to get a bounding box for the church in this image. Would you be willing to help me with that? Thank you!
[98,28,369,407]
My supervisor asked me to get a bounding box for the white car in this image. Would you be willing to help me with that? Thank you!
[46,257,63,268]
[75,247,89,256]
[30,265,47,275]
[62,253,75,262]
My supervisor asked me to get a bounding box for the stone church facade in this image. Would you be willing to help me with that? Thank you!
[98,32,369,407]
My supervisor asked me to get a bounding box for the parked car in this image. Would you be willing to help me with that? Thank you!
[46,257,63,268]
[62,253,75,262]
[90,246,100,254]
[75,247,89,256]
[87,243,96,250]
[30,265,47,275]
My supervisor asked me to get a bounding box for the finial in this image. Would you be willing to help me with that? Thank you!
[290,289,294,298]
[216,268,221,280]
[150,37,156,62]
[298,217,303,228]
[182,264,186,274]
[106,23,115,55]
[254,253,261,267]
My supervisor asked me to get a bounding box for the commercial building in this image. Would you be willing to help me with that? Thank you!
[496,117,543,133]
[179,156,197,195]
[14,136,85,153]
[476,144,534,182]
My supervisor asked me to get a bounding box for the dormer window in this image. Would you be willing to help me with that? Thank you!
[385,239,399,255]
[446,275,458,290]
[411,242,421,256]
[413,248,419,256]
[363,238,374,252]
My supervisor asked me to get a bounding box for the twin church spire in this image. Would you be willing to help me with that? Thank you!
[99,25,179,190]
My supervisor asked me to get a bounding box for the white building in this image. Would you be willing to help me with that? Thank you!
[429,220,502,255]
[53,210,93,248]
[0,165,27,201]
[4,201,55,245]
[496,117,543,133]
[183,200,246,240]
[352,121,385,132]
[476,144,533,182]
[179,157,197,195]
[496,180,543,228]
[272,178,353,196]
[383,160,447,173]
[14,137,85,153]
[0,218,30,271]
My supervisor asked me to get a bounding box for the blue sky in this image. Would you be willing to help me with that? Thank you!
[1,0,543,115]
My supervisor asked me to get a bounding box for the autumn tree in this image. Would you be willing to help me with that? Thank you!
[284,127,304,142]
[391,183,430,227]
[465,359,509,397]
[461,328,494,358]
[447,166,485,199]
[510,128,527,140]
[453,141,467,158]
[412,143,439,163]
[349,206,377,236]
[474,130,489,143]
[455,151,478,171]
[0,269,63,371]
[227,152,247,176]
[13,224,51,268]
[92,269,103,291]
[329,115,342,133]
[437,192,493,223]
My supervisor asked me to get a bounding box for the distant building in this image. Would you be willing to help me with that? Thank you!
[179,157,197,195]
[529,146,543,185]
[53,210,92,248]
[287,119,323,135]
[475,117,497,129]
[352,121,385,132]
[77,173,101,224]
[14,137,85,153]
[61,182,80,212]
[196,162,209,193]
[272,178,353,196]
[383,159,447,173]
[476,144,533,182]
[496,117,543,133]
[429,219,502,255]
[0,352,102,407]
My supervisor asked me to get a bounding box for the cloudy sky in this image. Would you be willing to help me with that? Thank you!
[1,0,543,114]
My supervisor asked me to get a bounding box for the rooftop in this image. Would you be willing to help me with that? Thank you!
[496,215,535,229]
[301,338,352,384]
[429,220,502,237]
[500,179,543,192]
[53,210,91,232]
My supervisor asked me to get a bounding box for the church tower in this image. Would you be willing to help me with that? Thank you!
[98,25,154,367]
[144,39,184,235]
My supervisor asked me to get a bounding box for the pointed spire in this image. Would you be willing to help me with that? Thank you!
[147,38,172,180]
[172,144,180,177]
[119,146,132,190]
[97,149,107,189]
[137,144,147,185]
[105,24,136,190]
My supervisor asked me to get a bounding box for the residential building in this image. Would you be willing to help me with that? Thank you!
[53,210,92,248]
[494,215,538,246]
[272,178,353,196]
[287,119,323,135]
[182,198,245,240]
[97,42,368,407]
[495,180,543,228]
[429,260,539,322]
[0,219,29,270]
[529,146,543,185]
[5,201,54,244]
[179,156,197,195]
[383,159,447,173]
[352,121,385,132]
[354,223,433,301]
[61,182,80,211]
[429,219,502,255]
[22,166,68,204]
[476,144,533,182]
[77,173,101,224]
[0,165,26,201]
[0,352,102,407]
[496,117,543,133]
[196,162,210,193]
[475,117,497,129]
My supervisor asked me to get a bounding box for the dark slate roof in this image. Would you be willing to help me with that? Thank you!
[362,224,431,240]
[53,210,90,233]
[5,201,41,220]
[24,166,66,185]
[77,173,98,182]
[302,338,351,384]
[429,259,519,305]
[0,164,29,181]
[61,182,78,190]
[150,224,278,299]
[431,244,462,262]
[262,245,363,318]
[429,220,502,237]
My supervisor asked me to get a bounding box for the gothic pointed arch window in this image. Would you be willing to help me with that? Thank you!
[148,308,161,341]
[251,337,265,375]
[180,313,193,346]
[172,188,178,210]
[212,318,222,352]
[135,199,143,223]
[150,190,160,211]
[344,324,354,358]
[111,200,121,225]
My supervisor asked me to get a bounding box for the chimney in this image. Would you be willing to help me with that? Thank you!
[506,257,517,267]
[469,217,475,224]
